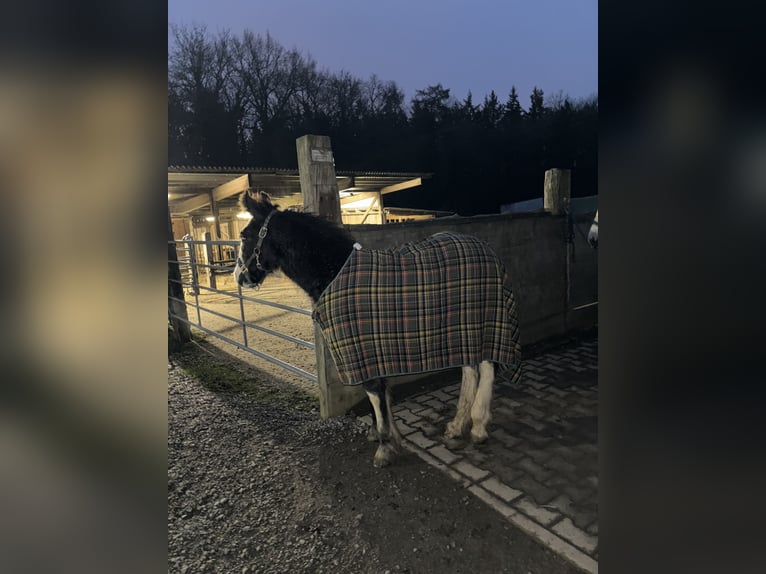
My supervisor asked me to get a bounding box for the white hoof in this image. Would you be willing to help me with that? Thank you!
[444,420,468,440]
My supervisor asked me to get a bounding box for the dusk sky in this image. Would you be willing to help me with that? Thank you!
[168,0,597,107]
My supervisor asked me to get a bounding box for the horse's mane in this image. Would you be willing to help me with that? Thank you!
[276,208,355,246]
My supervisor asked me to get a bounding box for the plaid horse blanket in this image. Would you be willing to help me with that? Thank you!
[312,232,522,386]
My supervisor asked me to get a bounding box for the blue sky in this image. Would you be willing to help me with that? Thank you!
[168,0,597,106]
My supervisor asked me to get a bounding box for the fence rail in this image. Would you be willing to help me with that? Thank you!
[168,238,317,383]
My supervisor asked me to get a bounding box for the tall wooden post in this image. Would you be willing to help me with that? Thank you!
[543,168,572,333]
[167,205,191,343]
[543,168,571,215]
[296,135,366,418]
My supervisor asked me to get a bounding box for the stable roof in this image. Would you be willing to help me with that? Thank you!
[168,165,432,218]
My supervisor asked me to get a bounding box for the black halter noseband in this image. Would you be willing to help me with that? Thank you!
[238,209,277,284]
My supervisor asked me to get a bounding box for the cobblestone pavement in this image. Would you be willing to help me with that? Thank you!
[367,336,599,573]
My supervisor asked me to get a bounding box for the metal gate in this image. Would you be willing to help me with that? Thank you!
[168,238,318,382]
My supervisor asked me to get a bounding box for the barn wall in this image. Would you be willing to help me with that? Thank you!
[346,212,597,347]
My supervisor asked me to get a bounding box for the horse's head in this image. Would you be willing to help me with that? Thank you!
[234,190,281,288]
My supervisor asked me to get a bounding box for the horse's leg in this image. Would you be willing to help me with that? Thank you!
[444,365,478,439]
[469,361,495,443]
[366,406,379,442]
[363,378,397,467]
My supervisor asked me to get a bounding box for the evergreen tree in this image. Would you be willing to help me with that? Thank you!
[481,90,503,128]
[503,86,523,121]
[527,86,546,120]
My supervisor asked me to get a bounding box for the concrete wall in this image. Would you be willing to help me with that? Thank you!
[346,211,597,347]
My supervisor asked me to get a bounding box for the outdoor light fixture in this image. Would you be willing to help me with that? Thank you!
[236,212,252,220]
[205,216,215,222]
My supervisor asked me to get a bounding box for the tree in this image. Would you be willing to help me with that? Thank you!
[168,25,242,164]
[503,86,523,122]
[410,84,453,130]
[167,25,598,214]
[480,90,503,128]
[527,86,546,120]
[459,91,477,122]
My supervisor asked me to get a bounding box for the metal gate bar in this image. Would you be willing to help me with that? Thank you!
[168,238,317,383]
[168,295,314,350]
[170,314,318,383]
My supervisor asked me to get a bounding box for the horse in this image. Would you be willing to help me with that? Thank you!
[588,210,598,249]
[234,190,521,467]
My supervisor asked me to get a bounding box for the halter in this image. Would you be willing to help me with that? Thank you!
[237,209,276,284]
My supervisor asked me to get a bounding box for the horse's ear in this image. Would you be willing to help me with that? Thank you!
[240,189,274,215]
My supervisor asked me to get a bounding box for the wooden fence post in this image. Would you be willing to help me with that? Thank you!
[167,205,191,343]
[543,168,572,333]
[296,134,366,418]
[543,168,571,215]
[203,231,217,289]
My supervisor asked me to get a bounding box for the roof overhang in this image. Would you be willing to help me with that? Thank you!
[168,166,432,218]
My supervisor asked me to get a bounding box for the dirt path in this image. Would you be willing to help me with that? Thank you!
[168,344,582,574]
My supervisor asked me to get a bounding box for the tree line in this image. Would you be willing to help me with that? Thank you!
[169,25,597,216]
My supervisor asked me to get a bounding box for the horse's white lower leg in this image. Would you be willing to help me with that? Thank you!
[384,387,402,448]
[445,366,478,439]
[365,388,396,467]
[470,361,495,443]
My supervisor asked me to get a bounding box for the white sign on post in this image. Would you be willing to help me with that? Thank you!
[310,148,333,163]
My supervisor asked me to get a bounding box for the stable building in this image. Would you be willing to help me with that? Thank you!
[168,165,437,243]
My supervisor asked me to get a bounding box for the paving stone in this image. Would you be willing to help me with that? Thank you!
[545,494,576,520]
[544,456,579,478]
[546,386,571,398]
[513,497,562,526]
[399,400,426,413]
[543,395,570,409]
[517,432,552,448]
[522,448,552,464]
[395,335,598,571]
[571,507,598,531]
[482,461,524,485]
[396,422,418,436]
[467,484,515,518]
[461,448,489,466]
[441,383,460,394]
[494,405,517,420]
[497,397,523,408]
[516,457,553,482]
[428,444,461,465]
[406,431,436,449]
[552,518,598,554]
[413,420,441,438]
[431,390,453,402]
[395,410,421,425]
[419,409,442,422]
[424,399,447,412]
[523,388,548,402]
[521,405,546,420]
[527,381,550,391]
[510,475,556,505]
[517,416,546,432]
[562,484,593,504]
[453,460,490,482]
[489,428,522,448]
[515,396,547,409]
[479,476,523,503]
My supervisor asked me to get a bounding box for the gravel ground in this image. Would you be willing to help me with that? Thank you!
[168,341,581,574]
